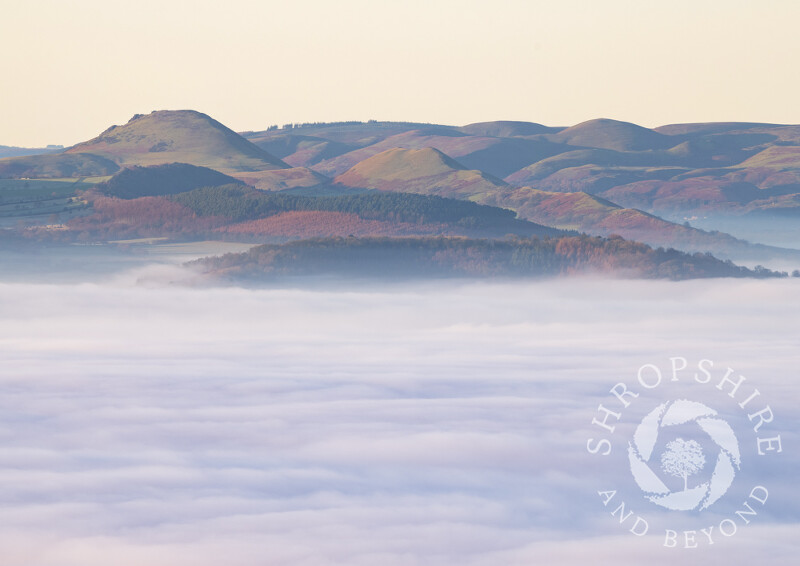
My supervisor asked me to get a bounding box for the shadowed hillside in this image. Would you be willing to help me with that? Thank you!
[97,163,245,199]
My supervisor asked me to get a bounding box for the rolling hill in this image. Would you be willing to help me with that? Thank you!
[2,111,798,263]
[313,129,572,178]
[243,133,357,167]
[458,120,561,137]
[333,147,507,198]
[97,163,245,199]
[548,118,674,151]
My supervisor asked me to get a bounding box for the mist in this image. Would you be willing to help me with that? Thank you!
[0,266,798,565]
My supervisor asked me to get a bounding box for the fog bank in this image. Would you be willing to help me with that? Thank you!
[0,275,798,565]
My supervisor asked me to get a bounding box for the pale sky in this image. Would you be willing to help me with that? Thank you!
[2,0,799,147]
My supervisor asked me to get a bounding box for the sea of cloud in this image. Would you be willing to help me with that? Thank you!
[0,269,798,565]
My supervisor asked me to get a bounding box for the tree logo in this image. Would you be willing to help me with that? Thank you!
[628,399,741,511]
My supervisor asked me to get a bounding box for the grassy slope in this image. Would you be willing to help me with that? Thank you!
[333,148,507,198]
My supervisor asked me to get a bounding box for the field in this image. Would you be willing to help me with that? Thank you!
[0,178,99,223]
[0,178,99,200]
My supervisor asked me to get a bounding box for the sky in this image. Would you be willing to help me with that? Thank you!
[0,268,798,565]
[2,0,800,147]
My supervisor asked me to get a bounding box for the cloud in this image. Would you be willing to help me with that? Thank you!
[0,273,797,564]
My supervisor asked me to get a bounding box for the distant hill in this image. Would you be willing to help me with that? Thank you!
[229,167,330,192]
[549,118,675,151]
[0,152,120,178]
[66,110,288,173]
[653,122,780,136]
[459,121,561,137]
[476,187,799,261]
[244,133,357,167]
[334,148,507,198]
[190,235,785,282]
[242,121,455,151]
[0,145,62,160]
[97,163,245,199]
[314,129,573,178]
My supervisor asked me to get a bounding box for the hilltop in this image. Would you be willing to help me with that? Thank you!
[548,118,673,151]
[66,110,288,173]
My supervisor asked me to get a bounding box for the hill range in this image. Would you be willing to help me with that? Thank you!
[2,110,799,278]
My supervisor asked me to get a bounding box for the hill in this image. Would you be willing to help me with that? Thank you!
[312,129,572,178]
[66,110,288,173]
[243,133,356,167]
[458,121,561,137]
[229,167,330,192]
[51,184,565,242]
[333,148,507,198]
[653,122,780,136]
[97,163,245,199]
[549,119,674,151]
[0,145,62,159]
[190,235,786,282]
[0,152,120,178]
[476,187,800,262]
[3,112,797,259]
[329,146,796,260]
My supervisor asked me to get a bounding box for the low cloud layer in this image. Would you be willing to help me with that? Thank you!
[0,272,798,565]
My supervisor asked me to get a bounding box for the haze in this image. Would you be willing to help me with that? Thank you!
[3,0,800,147]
